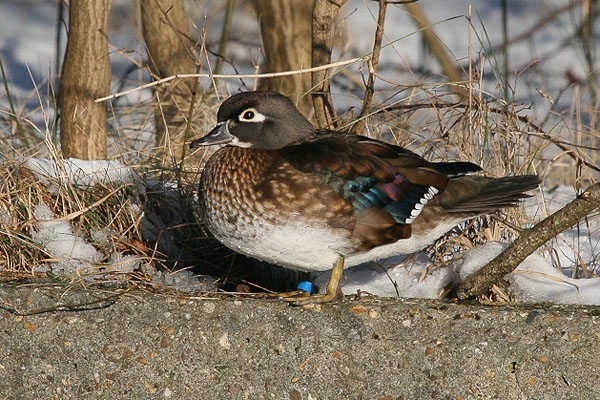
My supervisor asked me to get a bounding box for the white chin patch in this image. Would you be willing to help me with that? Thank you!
[231,136,254,148]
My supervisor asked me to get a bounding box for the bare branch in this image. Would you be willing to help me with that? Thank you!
[351,0,387,134]
[457,182,600,300]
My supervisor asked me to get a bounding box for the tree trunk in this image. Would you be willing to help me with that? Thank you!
[311,0,346,129]
[253,0,315,119]
[59,0,112,160]
[141,0,195,165]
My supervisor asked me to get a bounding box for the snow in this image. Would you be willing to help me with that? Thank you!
[32,200,103,264]
[454,242,509,282]
[27,160,136,278]
[509,253,600,305]
[25,157,140,189]
[316,252,458,299]
[315,238,600,305]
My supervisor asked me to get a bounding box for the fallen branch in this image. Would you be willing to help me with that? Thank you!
[456,182,600,300]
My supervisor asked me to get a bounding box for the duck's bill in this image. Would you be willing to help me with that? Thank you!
[190,122,232,148]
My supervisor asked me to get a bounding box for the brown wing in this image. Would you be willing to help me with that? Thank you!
[257,133,452,250]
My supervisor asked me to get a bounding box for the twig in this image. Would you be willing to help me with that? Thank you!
[457,182,600,300]
[581,0,597,109]
[500,0,509,100]
[27,185,128,225]
[351,0,387,134]
[178,24,210,172]
[95,57,368,102]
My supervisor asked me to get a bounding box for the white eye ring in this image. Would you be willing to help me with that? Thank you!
[239,108,266,122]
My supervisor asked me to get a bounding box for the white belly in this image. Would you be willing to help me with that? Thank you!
[210,215,464,273]
[213,220,345,272]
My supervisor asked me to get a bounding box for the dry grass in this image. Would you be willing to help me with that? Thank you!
[0,161,145,275]
[0,164,51,272]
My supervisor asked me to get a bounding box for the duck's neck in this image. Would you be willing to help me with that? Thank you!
[203,146,278,188]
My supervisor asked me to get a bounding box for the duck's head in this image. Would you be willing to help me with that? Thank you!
[190,91,316,150]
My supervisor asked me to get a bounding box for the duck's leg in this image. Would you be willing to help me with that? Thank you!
[280,256,345,305]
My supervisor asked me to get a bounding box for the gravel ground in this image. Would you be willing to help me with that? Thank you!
[1,282,599,399]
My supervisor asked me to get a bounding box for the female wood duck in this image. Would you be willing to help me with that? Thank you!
[190,90,540,304]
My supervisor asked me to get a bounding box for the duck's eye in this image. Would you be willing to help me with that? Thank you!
[238,108,265,122]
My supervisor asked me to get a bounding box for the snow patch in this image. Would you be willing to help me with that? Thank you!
[324,240,600,305]
[32,201,102,263]
[315,253,459,299]
[25,158,140,191]
[509,255,600,305]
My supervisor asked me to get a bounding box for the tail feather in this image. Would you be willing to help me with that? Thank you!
[442,175,540,213]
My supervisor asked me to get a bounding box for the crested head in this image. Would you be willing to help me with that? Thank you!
[191,91,316,150]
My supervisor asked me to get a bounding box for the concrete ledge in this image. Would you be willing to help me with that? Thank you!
[1,283,599,399]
